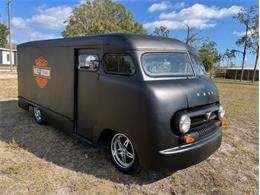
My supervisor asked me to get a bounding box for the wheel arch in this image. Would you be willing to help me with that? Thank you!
[96,128,118,146]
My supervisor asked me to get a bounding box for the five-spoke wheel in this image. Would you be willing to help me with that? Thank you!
[33,107,45,124]
[110,133,141,174]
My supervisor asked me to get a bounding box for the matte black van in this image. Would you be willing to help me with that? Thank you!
[17,33,225,174]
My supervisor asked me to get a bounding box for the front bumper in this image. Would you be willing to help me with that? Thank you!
[151,128,222,171]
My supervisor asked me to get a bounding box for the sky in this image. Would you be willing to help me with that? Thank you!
[0,0,258,67]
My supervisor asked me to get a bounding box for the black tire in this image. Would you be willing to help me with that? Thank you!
[33,107,46,125]
[110,133,141,174]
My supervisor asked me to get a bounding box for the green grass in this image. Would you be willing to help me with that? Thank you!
[0,77,258,194]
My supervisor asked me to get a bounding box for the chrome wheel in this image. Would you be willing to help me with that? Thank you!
[34,107,42,122]
[111,133,135,169]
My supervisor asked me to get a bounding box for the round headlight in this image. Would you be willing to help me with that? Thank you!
[218,105,225,119]
[179,114,191,134]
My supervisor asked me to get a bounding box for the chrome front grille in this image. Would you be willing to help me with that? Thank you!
[180,120,220,142]
[190,111,218,129]
[192,120,219,136]
[171,103,221,138]
[186,105,220,141]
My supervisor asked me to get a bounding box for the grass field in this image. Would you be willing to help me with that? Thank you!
[0,75,258,194]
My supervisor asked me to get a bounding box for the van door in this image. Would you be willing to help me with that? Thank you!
[76,49,101,140]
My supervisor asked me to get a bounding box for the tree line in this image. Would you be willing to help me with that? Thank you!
[0,0,258,82]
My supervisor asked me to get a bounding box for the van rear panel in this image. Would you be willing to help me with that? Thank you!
[17,46,75,122]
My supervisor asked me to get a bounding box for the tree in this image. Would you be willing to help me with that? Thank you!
[222,49,237,67]
[185,24,203,46]
[249,13,259,82]
[234,6,257,81]
[0,22,8,47]
[153,26,169,38]
[62,0,147,37]
[198,40,221,74]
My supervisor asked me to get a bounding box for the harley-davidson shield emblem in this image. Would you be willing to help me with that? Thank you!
[33,56,51,89]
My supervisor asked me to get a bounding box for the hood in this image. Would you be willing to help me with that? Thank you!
[182,77,219,107]
[146,77,219,111]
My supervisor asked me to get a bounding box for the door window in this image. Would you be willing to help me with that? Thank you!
[78,54,99,71]
[104,55,135,75]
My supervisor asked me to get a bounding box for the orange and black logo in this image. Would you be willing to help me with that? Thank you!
[33,56,51,89]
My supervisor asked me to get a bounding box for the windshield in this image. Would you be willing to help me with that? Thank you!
[142,53,194,77]
[190,54,207,76]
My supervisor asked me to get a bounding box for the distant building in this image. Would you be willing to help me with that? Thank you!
[215,67,259,81]
[0,43,17,66]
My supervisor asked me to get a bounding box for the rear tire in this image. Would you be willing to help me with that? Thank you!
[33,107,46,125]
[110,133,141,174]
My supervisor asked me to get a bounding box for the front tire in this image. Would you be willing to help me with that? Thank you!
[110,133,141,174]
[33,107,46,125]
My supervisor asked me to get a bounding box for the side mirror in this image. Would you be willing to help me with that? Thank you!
[78,55,99,71]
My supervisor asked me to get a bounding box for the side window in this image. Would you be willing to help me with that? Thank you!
[78,54,99,71]
[190,54,207,76]
[104,55,135,75]
[7,54,10,61]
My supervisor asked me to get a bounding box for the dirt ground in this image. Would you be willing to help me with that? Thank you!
[0,70,258,194]
[0,68,17,79]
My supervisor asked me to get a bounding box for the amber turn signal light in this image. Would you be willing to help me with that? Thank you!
[183,136,194,143]
[220,119,229,128]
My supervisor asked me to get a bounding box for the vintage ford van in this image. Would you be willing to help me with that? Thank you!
[18,33,225,174]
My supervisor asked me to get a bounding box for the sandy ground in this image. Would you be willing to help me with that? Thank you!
[0,74,258,194]
[0,68,17,79]
[0,74,17,79]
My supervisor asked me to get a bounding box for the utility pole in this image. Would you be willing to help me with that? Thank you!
[8,0,13,72]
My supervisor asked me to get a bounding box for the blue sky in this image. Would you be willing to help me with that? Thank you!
[0,0,258,67]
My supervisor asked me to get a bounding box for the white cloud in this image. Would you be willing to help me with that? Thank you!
[11,17,57,42]
[148,1,172,13]
[183,19,216,29]
[11,5,72,42]
[148,1,186,13]
[233,31,245,36]
[11,17,27,29]
[159,4,242,20]
[144,20,184,29]
[172,2,186,9]
[24,31,57,40]
[28,6,72,30]
[233,30,254,37]
[144,19,215,30]
[144,3,242,30]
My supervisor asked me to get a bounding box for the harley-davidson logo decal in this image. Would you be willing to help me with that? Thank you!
[33,56,51,88]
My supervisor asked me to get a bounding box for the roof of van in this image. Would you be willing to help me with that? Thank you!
[18,33,196,52]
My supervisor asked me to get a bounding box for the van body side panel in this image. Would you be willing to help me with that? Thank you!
[91,76,159,168]
[18,46,75,133]
[18,97,74,134]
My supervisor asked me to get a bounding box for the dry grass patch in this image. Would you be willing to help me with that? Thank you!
[0,79,17,99]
